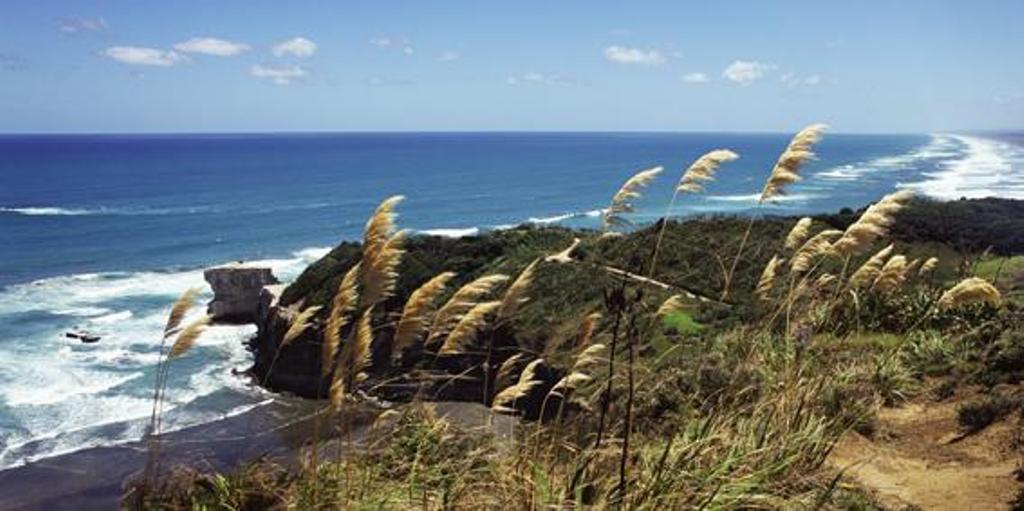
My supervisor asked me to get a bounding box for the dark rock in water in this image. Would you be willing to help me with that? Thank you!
[65,331,101,343]
[204,263,279,323]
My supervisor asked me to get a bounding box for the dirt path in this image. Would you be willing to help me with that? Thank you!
[829,396,1022,510]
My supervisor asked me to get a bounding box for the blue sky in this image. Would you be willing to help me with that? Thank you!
[1,1,1022,133]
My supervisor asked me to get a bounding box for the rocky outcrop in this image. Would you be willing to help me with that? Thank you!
[251,284,329,397]
[204,264,280,323]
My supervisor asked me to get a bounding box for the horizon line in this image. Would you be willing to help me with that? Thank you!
[1,128,1019,137]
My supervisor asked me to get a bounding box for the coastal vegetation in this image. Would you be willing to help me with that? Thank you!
[127,126,1024,509]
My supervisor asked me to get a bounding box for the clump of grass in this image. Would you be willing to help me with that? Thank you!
[871,353,918,405]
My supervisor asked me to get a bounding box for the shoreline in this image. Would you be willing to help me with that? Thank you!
[0,397,510,510]
[0,395,319,510]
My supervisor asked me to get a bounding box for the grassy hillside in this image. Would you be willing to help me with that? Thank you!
[131,194,1024,509]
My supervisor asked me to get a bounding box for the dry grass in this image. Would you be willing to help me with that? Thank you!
[791,229,841,273]
[164,286,199,336]
[759,123,827,202]
[427,274,509,343]
[756,254,783,301]
[849,244,894,289]
[322,263,360,377]
[938,277,1002,309]
[784,217,813,250]
[492,358,545,411]
[676,149,739,194]
[603,166,663,229]
[498,259,538,320]
[833,190,914,255]
[167,316,210,358]
[392,271,455,362]
[282,305,322,347]
[439,300,501,355]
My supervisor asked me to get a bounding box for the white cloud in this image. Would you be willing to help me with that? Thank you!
[369,36,415,55]
[251,64,307,85]
[722,60,776,85]
[58,17,107,34]
[438,50,460,62]
[174,37,250,57]
[681,72,709,84]
[604,45,665,66]
[103,46,184,67]
[781,72,824,87]
[272,37,317,58]
[506,71,572,86]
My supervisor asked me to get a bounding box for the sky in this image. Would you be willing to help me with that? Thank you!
[1,1,1022,134]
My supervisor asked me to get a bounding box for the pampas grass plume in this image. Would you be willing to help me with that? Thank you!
[833,190,914,255]
[440,300,500,354]
[784,217,813,251]
[164,287,200,336]
[677,150,739,194]
[492,358,545,410]
[361,229,407,307]
[392,271,456,361]
[791,229,841,273]
[168,315,211,359]
[655,294,685,317]
[323,263,360,377]
[756,255,784,301]
[938,277,1002,309]
[872,254,908,292]
[919,257,939,276]
[603,166,663,229]
[498,259,538,319]
[849,244,894,289]
[429,274,509,341]
[281,305,322,348]
[759,124,827,202]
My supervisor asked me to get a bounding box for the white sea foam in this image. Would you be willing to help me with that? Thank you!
[0,247,328,469]
[815,134,960,182]
[90,310,133,324]
[0,202,344,219]
[705,193,824,203]
[0,207,93,216]
[526,208,606,224]
[52,306,112,317]
[0,205,219,217]
[419,227,481,238]
[900,135,1024,200]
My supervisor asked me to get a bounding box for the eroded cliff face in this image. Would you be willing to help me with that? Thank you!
[247,228,581,409]
[249,288,562,408]
[204,264,280,323]
[250,284,329,398]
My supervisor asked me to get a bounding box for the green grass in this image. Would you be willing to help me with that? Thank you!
[661,310,704,336]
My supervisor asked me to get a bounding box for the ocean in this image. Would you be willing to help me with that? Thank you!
[1,131,1023,469]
